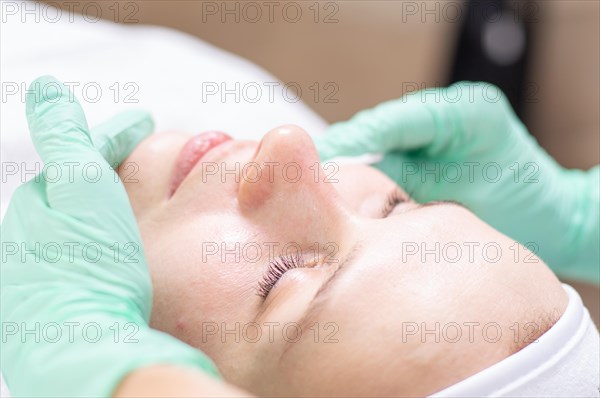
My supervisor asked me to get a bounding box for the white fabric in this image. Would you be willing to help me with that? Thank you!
[431,284,600,398]
[0,1,328,220]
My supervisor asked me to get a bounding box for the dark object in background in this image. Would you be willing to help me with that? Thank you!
[450,0,535,119]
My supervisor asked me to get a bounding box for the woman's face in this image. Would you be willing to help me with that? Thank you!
[119,125,566,397]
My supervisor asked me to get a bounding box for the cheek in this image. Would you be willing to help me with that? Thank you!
[273,313,389,398]
[142,218,263,341]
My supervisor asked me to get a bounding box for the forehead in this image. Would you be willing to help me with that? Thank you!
[299,204,487,326]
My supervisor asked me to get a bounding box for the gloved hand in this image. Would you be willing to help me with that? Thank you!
[316,82,599,284]
[0,76,219,397]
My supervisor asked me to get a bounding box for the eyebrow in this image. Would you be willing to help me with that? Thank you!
[319,242,360,297]
[298,199,468,325]
[298,241,361,328]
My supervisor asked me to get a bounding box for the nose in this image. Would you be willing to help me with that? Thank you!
[239,125,345,218]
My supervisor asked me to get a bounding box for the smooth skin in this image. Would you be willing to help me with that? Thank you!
[117,126,568,397]
[315,82,600,284]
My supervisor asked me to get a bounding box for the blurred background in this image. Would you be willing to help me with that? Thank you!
[32,0,600,320]
[41,0,600,169]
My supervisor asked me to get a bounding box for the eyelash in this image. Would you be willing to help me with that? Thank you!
[382,189,405,216]
[256,190,404,298]
[257,253,306,298]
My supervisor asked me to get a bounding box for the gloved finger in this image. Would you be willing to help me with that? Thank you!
[26,76,96,166]
[316,80,508,161]
[91,110,154,167]
[25,76,129,215]
[315,89,448,160]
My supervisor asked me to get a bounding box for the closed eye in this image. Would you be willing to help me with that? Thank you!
[381,188,408,217]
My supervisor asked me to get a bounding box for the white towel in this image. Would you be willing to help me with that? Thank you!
[431,284,600,397]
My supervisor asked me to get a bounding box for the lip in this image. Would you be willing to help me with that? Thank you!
[169,131,232,197]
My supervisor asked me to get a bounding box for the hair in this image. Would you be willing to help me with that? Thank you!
[510,306,564,354]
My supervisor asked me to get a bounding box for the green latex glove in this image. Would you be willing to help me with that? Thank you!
[1,76,219,397]
[316,82,599,284]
